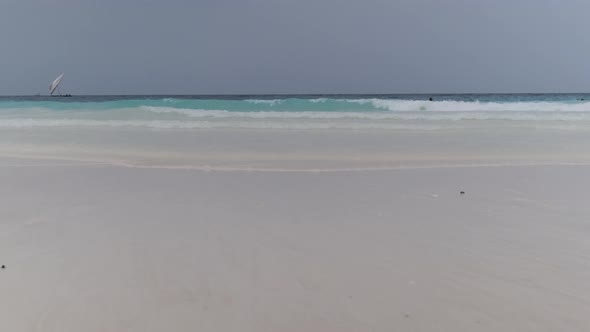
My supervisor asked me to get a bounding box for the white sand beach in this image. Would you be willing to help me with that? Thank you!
[1,126,590,331]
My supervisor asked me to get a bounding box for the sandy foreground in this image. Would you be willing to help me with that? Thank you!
[1,127,590,331]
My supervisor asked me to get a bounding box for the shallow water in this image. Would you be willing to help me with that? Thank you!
[1,94,590,130]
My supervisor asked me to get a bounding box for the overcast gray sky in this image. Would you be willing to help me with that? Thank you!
[1,0,589,95]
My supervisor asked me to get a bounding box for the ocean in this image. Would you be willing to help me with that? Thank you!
[1,94,590,130]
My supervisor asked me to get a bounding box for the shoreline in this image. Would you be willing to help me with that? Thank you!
[4,154,590,172]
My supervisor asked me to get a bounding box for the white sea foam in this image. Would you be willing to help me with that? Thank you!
[139,106,590,121]
[245,99,283,105]
[348,99,590,112]
[309,98,329,103]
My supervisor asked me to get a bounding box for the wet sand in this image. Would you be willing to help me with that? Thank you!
[1,153,590,331]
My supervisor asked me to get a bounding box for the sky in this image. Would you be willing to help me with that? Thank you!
[1,0,589,95]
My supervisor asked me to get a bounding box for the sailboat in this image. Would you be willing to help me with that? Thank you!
[49,73,72,97]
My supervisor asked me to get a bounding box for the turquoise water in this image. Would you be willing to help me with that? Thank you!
[1,94,590,129]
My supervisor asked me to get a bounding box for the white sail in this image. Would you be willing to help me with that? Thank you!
[49,73,64,95]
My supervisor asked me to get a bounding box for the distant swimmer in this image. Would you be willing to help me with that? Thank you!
[429,97,433,101]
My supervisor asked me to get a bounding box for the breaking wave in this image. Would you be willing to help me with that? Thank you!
[3,97,590,112]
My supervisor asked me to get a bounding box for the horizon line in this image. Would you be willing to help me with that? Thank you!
[2,92,590,97]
